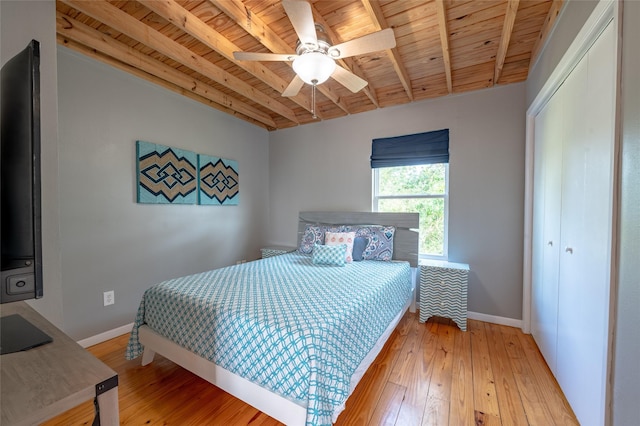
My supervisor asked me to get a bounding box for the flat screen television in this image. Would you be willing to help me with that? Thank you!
[0,40,50,354]
[1,39,42,304]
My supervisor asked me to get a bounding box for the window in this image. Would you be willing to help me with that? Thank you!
[372,163,448,259]
[370,128,449,259]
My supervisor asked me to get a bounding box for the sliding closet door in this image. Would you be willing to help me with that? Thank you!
[531,89,563,373]
[556,22,615,425]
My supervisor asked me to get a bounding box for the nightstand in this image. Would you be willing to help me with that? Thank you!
[260,245,296,259]
[419,259,469,331]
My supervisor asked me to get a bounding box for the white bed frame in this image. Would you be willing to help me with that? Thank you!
[138,211,419,425]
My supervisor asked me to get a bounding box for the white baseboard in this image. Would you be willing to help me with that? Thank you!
[77,322,134,348]
[467,311,523,329]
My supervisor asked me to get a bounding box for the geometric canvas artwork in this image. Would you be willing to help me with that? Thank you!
[136,141,198,204]
[198,154,239,205]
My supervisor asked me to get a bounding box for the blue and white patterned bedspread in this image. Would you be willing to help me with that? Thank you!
[126,252,411,425]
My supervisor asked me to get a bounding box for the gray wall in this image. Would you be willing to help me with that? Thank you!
[526,0,598,105]
[56,47,269,339]
[527,0,640,423]
[268,83,526,321]
[613,2,640,424]
[1,0,63,326]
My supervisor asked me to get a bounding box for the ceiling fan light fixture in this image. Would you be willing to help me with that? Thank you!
[292,52,336,85]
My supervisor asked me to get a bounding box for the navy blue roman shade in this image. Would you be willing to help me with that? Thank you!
[370,128,449,168]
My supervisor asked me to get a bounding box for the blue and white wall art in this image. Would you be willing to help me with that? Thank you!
[198,154,239,206]
[136,141,198,204]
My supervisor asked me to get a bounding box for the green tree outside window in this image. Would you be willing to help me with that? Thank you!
[375,164,447,257]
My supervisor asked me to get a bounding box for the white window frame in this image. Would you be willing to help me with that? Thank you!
[372,165,449,260]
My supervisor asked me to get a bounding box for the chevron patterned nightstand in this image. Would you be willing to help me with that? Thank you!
[260,246,296,259]
[419,259,469,331]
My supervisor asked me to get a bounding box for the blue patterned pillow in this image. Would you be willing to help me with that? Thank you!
[312,243,347,266]
[298,224,343,254]
[352,236,369,261]
[342,225,395,261]
[299,225,321,254]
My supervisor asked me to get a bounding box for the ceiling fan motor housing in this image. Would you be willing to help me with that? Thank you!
[295,24,333,55]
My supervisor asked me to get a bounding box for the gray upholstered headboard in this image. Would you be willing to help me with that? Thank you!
[297,211,419,267]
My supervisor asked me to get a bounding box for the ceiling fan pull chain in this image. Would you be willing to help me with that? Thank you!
[312,83,317,119]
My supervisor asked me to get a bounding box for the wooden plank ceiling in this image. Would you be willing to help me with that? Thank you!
[56,0,562,130]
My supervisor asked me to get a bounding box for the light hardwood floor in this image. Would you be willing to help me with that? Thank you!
[43,313,578,425]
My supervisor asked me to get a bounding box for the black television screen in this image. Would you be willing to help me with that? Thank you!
[1,39,43,304]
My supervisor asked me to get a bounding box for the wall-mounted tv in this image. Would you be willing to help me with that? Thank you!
[1,39,43,305]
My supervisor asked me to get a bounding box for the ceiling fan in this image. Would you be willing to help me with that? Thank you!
[233,0,396,115]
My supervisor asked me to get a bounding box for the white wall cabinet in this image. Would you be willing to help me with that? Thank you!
[531,21,615,426]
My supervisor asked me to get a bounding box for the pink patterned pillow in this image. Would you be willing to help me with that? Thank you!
[324,232,356,263]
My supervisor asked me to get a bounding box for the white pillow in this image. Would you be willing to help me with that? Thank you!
[324,232,356,263]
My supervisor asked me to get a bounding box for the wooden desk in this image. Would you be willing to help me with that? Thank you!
[1,302,119,425]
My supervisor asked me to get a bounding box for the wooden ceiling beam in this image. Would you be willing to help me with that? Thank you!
[139,0,314,114]
[60,0,299,125]
[310,5,379,107]
[530,0,564,68]
[494,0,520,85]
[435,0,453,94]
[55,13,276,128]
[209,0,287,55]
[209,0,351,117]
[361,0,413,101]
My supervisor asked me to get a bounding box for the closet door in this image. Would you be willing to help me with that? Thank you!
[531,88,563,373]
[556,22,615,426]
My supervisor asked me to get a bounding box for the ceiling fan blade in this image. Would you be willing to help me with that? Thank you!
[282,0,318,48]
[282,75,305,97]
[233,51,297,62]
[327,28,396,59]
[331,65,368,93]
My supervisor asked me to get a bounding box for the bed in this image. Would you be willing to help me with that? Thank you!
[125,211,419,425]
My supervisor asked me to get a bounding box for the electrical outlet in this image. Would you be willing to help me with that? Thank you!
[103,290,114,306]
